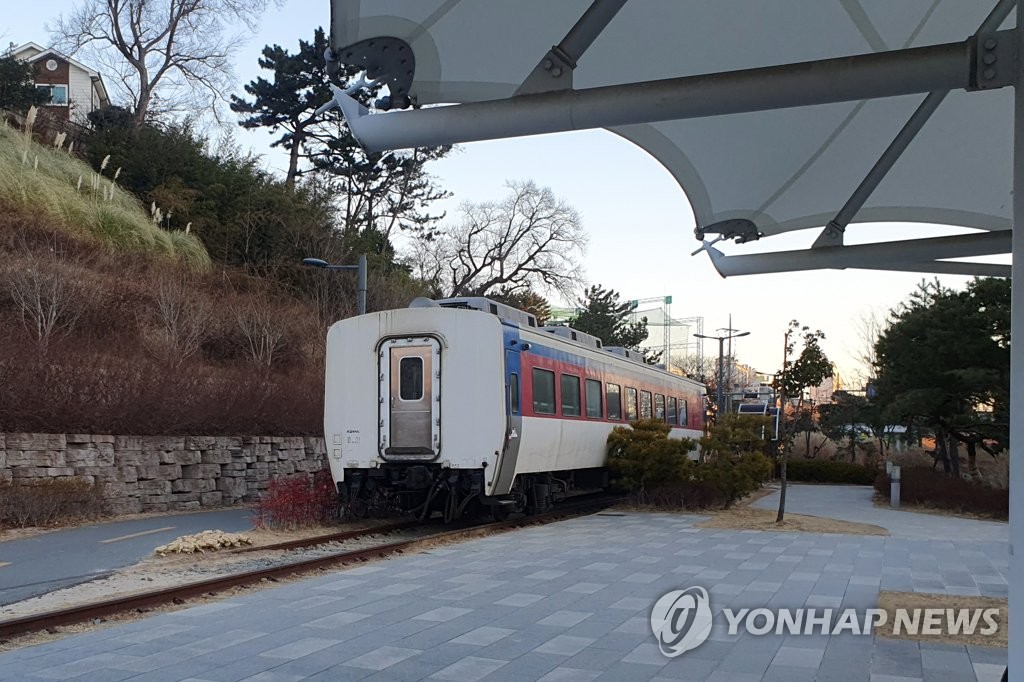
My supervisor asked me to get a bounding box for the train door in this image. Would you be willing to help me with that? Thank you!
[492,348,522,495]
[379,337,441,459]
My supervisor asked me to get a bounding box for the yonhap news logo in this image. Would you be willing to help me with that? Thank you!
[649,587,714,657]
[651,586,1002,658]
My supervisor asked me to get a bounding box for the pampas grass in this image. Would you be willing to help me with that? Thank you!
[0,122,210,270]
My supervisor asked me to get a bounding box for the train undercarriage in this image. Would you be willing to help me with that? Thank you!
[340,465,608,523]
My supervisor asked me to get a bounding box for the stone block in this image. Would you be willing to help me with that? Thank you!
[170,500,201,511]
[280,437,304,450]
[181,479,216,494]
[217,476,247,499]
[65,448,100,467]
[182,463,220,479]
[6,433,66,450]
[0,432,4,450]
[45,467,76,477]
[0,471,10,484]
[118,466,138,483]
[114,450,159,467]
[200,491,223,506]
[108,498,142,514]
[170,493,200,503]
[217,436,243,449]
[11,467,46,478]
[140,500,169,512]
[171,479,195,493]
[95,443,115,464]
[8,450,65,467]
[277,460,295,475]
[158,464,182,479]
[139,479,171,495]
[185,436,218,450]
[0,449,5,470]
[91,435,115,444]
[136,465,160,480]
[114,435,143,451]
[201,449,232,465]
[102,481,128,498]
[73,466,118,482]
[160,449,200,465]
[142,436,185,452]
[66,434,93,444]
[222,463,246,473]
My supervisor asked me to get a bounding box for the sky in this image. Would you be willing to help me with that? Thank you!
[5,0,999,383]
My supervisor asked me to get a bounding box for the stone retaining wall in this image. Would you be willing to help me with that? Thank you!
[0,433,326,514]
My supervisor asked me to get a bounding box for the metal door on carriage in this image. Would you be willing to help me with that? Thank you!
[379,337,441,459]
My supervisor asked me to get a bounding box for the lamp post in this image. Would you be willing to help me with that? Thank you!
[302,255,368,316]
[695,330,750,417]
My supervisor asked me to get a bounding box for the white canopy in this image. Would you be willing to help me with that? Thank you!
[325,5,1022,675]
[328,1,1015,276]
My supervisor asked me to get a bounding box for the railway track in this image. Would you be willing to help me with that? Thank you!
[0,493,619,639]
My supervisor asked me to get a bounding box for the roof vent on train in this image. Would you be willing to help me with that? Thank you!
[540,325,603,349]
[605,346,647,364]
[431,296,538,327]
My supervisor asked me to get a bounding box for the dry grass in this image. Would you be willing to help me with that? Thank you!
[695,507,888,536]
[874,591,1007,648]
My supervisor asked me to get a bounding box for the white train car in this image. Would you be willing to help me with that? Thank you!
[323,297,705,520]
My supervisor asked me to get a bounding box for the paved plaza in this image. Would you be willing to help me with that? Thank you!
[0,487,1009,681]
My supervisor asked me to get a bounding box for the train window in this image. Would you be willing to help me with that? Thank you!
[585,379,602,419]
[655,394,665,421]
[640,390,653,419]
[607,383,622,420]
[532,368,556,414]
[561,374,581,417]
[399,357,423,400]
[509,373,520,415]
[667,397,677,424]
[679,399,688,426]
[625,387,638,421]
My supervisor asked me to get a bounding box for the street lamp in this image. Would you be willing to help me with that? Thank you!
[694,330,750,417]
[302,255,368,316]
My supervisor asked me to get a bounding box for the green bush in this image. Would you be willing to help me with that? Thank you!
[783,459,878,485]
[0,477,107,528]
[607,419,770,509]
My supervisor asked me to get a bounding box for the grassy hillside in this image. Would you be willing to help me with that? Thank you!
[0,115,325,436]
[0,118,209,270]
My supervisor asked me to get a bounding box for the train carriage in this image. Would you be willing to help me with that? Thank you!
[323,297,705,520]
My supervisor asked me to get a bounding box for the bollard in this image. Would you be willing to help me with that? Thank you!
[890,465,901,508]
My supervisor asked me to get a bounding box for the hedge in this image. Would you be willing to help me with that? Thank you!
[781,459,878,485]
[873,467,1008,520]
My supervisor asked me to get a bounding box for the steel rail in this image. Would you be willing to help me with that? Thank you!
[0,494,619,639]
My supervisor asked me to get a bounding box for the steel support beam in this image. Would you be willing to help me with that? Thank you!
[703,231,1010,277]
[1009,4,1023,679]
[517,0,629,94]
[332,35,1004,152]
[812,0,1015,249]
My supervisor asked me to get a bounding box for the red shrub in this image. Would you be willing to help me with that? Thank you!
[251,469,339,530]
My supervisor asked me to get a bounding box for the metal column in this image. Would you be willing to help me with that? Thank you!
[1010,4,1023,678]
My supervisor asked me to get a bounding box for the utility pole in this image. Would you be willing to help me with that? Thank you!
[695,329,750,418]
[776,326,792,524]
[718,314,741,405]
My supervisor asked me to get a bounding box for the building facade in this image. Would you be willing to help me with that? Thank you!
[9,42,110,125]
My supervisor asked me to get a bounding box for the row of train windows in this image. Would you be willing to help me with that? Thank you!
[525,368,688,425]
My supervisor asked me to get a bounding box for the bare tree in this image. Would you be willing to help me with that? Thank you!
[410,180,587,299]
[142,271,210,365]
[2,251,82,355]
[233,292,287,368]
[50,0,277,125]
[847,309,885,387]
